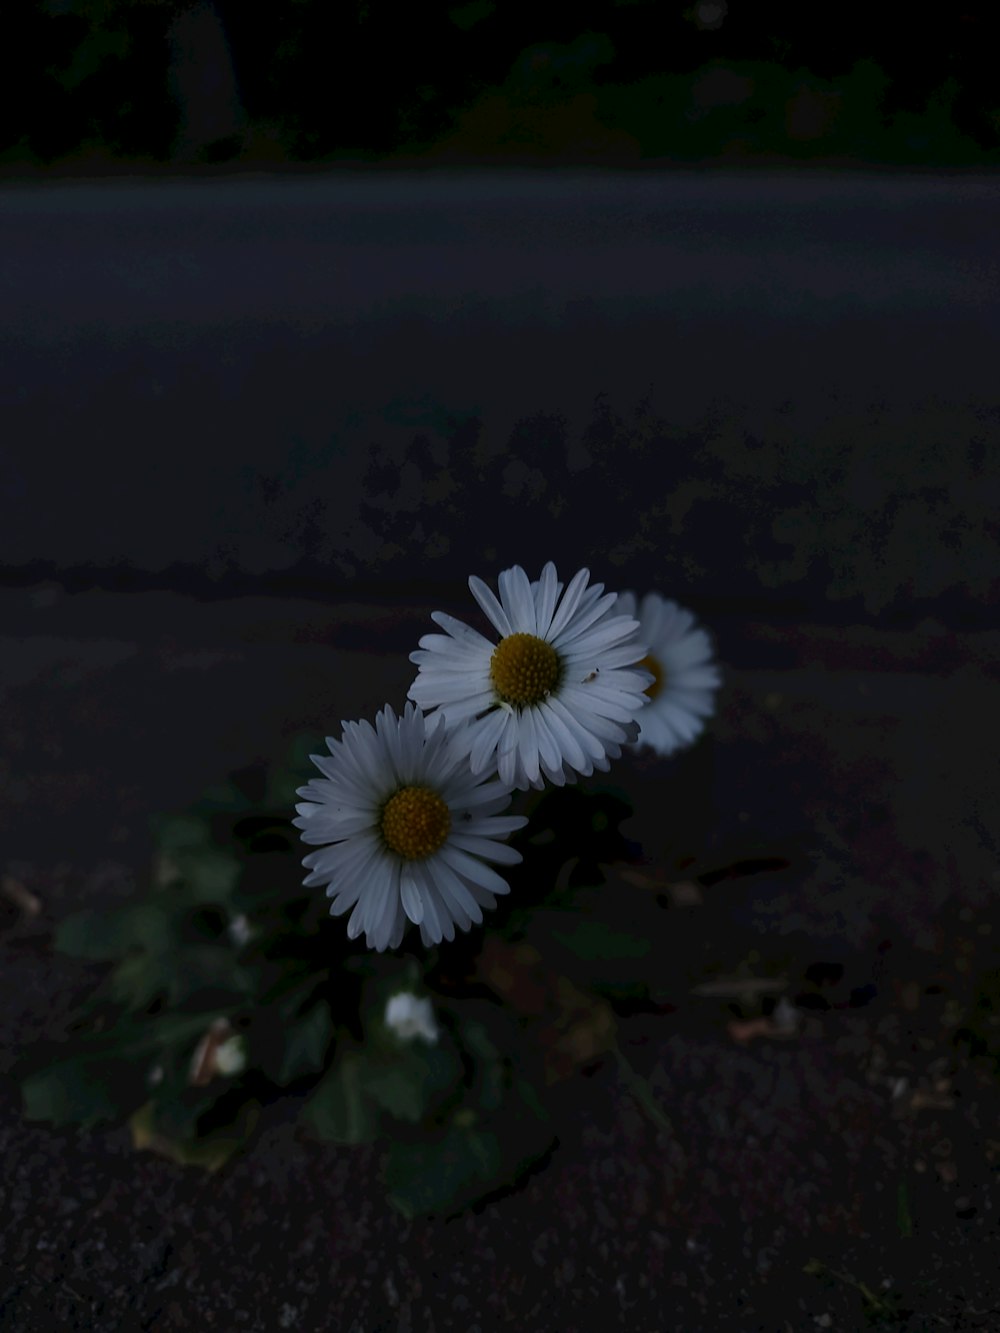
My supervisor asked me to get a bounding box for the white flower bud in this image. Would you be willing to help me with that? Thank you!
[213,1034,247,1076]
[384,991,439,1045]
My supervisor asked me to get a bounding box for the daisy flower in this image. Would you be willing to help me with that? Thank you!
[293,702,527,952]
[407,562,651,790]
[615,591,721,757]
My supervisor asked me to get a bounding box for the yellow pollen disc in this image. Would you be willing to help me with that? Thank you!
[639,654,665,701]
[489,632,561,707]
[380,786,451,861]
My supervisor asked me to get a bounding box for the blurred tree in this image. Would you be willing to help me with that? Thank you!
[1,0,996,169]
[3,0,182,165]
[168,2,245,163]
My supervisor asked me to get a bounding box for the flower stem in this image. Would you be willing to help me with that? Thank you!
[610,1040,676,1141]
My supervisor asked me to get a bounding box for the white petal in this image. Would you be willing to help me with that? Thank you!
[533,705,564,773]
[439,843,512,896]
[496,717,520,788]
[416,870,448,944]
[560,682,644,725]
[434,692,497,725]
[371,867,400,952]
[545,567,591,641]
[469,575,513,636]
[534,562,560,638]
[550,591,620,648]
[468,708,510,774]
[447,832,522,864]
[518,707,541,784]
[400,869,425,924]
[429,610,495,651]
[431,857,481,930]
[498,565,535,633]
[462,813,528,837]
[545,695,601,767]
[538,698,588,773]
[388,900,408,950]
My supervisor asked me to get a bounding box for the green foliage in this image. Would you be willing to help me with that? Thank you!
[551,918,651,961]
[299,984,555,1216]
[21,1010,227,1129]
[804,1259,911,1325]
[460,1018,506,1111]
[383,1065,554,1219]
[20,733,323,1163]
[56,903,172,961]
[265,733,326,809]
[55,886,254,1014]
[20,737,688,1216]
[302,1051,375,1145]
[384,1122,503,1218]
[545,913,654,1003]
[363,1041,461,1122]
[9,7,999,170]
[23,1053,140,1128]
[303,1003,463,1142]
[449,0,495,31]
[130,1097,260,1174]
[276,997,334,1086]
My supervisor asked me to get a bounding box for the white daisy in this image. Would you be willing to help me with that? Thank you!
[615,591,721,757]
[384,991,440,1045]
[293,702,527,952]
[407,562,651,791]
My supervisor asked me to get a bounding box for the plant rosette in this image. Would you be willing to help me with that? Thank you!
[20,568,725,1216]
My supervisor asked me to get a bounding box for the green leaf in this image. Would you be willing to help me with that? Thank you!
[266,734,325,809]
[52,30,129,91]
[460,1017,502,1064]
[362,1061,428,1123]
[363,1042,463,1123]
[108,951,175,1011]
[55,904,173,960]
[153,814,214,854]
[109,942,253,1012]
[384,1123,503,1219]
[233,817,295,856]
[460,1020,506,1113]
[22,1056,141,1128]
[276,1000,334,1085]
[130,1098,258,1173]
[285,733,327,771]
[550,918,651,962]
[382,1058,554,1217]
[171,848,241,906]
[196,781,252,814]
[513,1076,549,1125]
[167,945,255,1005]
[145,1085,208,1143]
[302,1051,375,1145]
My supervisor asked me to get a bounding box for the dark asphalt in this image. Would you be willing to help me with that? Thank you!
[1,170,998,1330]
[1,172,997,622]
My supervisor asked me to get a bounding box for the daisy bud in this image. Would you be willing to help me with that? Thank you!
[384,991,440,1045]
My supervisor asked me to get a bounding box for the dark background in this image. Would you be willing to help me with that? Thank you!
[2,6,1000,1332]
[2,173,997,621]
[3,0,998,172]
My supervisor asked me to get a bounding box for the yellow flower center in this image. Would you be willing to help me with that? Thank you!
[380,786,451,860]
[639,653,665,701]
[489,632,561,708]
